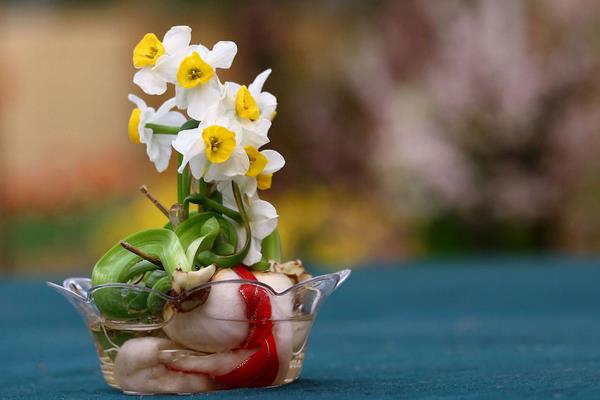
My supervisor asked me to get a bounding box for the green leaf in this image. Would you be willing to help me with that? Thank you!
[249,259,271,271]
[261,228,282,262]
[146,275,171,315]
[91,229,190,319]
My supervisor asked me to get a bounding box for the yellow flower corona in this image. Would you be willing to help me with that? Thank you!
[177,52,215,89]
[244,146,268,177]
[128,108,141,144]
[257,173,273,190]
[132,33,165,68]
[235,85,260,120]
[202,125,236,163]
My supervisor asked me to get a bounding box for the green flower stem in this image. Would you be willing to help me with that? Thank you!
[198,178,208,197]
[145,123,180,135]
[173,120,200,221]
[183,194,242,222]
[195,182,251,267]
[182,167,192,216]
[197,179,208,212]
[177,153,184,204]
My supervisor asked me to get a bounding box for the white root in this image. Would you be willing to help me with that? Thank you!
[172,265,216,294]
[163,269,249,352]
[158,348,256,376]
[253,272,295,384]
[113,337,215,394]
[252,271,295,316]
[162,269,296,385]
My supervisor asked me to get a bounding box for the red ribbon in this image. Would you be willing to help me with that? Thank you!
[214,266,280,388]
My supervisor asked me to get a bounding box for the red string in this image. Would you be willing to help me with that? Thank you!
[214,266,280,388]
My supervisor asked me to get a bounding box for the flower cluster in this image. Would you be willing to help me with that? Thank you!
[127,26,284,265]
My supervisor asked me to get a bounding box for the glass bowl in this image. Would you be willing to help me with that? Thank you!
[48,269,350,394]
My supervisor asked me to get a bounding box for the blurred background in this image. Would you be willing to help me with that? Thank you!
[2,0,600,275]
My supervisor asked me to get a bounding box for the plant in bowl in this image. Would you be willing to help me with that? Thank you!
[48,25,349,394]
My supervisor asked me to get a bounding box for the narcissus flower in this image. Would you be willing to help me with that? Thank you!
[126,26,287,266]
[244,146,268,177]
[216,147,285,197]
[221,69,278,148]
[222,189,279,265]
[241,197,278,265]
[133,26,192,95]
[244,147,285,191]
[171,42,238,120]
[256,149,285,190]
[128,94,186,172]
[228,69,277,122]
[172,115,249,182]
[245,147,284,177]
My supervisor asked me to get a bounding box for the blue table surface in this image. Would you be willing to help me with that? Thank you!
[2,257,600,399]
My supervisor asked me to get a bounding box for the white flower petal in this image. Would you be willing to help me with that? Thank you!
[154,133,176,146]
[205,102,228,124]
[155,97,177,116]
[138,129,150,145]
[261,150,285,174]
[138,116,155,144]
[153,51,186,84]
[204,149,248,182]
[151,135,175,172]
[191,44,210,60]
[248,69,272,94]
[203,165,221,182]
[256,92,277,118]
[205,41,237,69]
[188,154,208,179]
[242,237,263,266]
[256,91,277,108]
[153,110,187,127]
[249,199,278,239]
[154,148,172,172]
[218,177,256,207]
[236,176,258,197]
[146,137,161,161]
[241,128,269,149]
[153,98,186,127]
[162,26,192,54]
[232,123,245,145]
[153,150,171,172]
[172,128,201,154]
[133,68,167,95]
[218,182,236,209]
[252,117,272,135]
[128,94,147,110]
[250,198,278,221]
[172,128,204,174]
[240,117,271,148]
[213,112,236,131]
[185,80,222,120]
[224,82,241,99]
[225,147,250,177]
[175,84,190,109]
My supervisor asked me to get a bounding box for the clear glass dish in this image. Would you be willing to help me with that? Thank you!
[48,269,350,394]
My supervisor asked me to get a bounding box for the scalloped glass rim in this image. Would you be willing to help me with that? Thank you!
[47,269,351,323]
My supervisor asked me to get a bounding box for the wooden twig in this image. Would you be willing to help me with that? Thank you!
[139,185,170,217]
[120,241,163,268]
